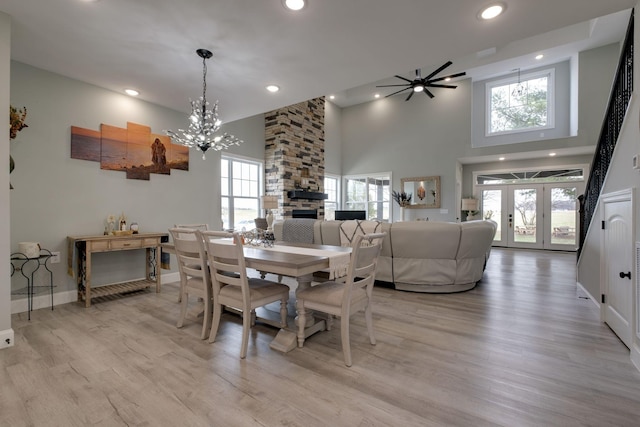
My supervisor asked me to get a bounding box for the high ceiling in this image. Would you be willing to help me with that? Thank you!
[0,0,635,124]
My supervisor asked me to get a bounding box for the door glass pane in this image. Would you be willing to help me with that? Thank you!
[482,189,502,241]
[513,188,537,243]
[550,187,577,246]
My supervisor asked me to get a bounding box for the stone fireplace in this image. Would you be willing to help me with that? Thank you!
[264,97,326,219]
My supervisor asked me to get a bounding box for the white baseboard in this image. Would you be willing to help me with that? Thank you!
[11,290,78,314]
[10,271,180,314]
[576,281,599,309]
[0,328,15,349]
[162,272,180,284]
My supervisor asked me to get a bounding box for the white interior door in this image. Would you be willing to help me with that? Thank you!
[601,190,633,348]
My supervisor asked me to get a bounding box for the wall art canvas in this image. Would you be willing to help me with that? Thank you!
[71,122,189,180]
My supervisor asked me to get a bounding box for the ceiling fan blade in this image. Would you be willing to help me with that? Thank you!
[405,90,415,101]
[385,87,411,97]
[423,61,453,81]
[394,75,414,83]
[427,84,458,89]
[376,83,412,88]
[428,72,466,83]
[424,88,435,98]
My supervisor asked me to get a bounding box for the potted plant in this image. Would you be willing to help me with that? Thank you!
[392,190,412,221]
[9,105,28,189]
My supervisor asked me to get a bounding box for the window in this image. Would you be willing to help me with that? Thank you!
[343,173,390,221]
[324,175,340,220]
[221,155,263,230]
[486,68,554,136]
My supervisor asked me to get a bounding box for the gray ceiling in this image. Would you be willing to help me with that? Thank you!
[1,0,636,123]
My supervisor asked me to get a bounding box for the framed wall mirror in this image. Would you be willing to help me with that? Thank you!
[401,176,441,208]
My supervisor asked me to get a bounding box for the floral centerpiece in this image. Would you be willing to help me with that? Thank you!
[9,105,28,189]
[392,190,412,207]
[392,190,412,222]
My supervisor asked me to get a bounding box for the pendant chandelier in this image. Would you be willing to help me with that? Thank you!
[511,68,527,98]
[165,49,242,159]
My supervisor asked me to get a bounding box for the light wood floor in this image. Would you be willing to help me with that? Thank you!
[2,248,640,426]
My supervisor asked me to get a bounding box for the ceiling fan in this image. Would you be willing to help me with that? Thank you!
[376,61,466,101]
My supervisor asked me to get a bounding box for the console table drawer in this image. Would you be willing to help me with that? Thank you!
[87,240,110,251]
[142,237,161,247]
[110,239,142,250]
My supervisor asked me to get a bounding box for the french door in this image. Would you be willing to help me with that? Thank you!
[480,183,579,250]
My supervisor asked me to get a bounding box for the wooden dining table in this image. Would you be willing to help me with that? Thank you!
[161,240,352,353]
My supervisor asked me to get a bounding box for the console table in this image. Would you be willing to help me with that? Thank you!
[67,232,168,307]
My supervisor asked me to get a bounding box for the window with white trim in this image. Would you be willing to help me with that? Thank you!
[324,175,340,220]
[486,68,555,136]
[343,173,390,221]
[221,155,263,231]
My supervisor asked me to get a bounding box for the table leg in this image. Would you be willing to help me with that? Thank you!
[269,273,326,353]
[85,250,92,308]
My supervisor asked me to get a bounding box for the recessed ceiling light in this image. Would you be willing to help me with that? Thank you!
[499,157,505,161]
[535,54,544,60]
[329,95,335,100]
[124,89,139,96]
[283,0,306,11]
[374,93,381,99]
[549,152,557,157]
[478,3,505,20]
[266,85,280,93]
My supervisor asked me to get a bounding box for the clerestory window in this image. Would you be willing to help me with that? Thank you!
[486,68,555,136]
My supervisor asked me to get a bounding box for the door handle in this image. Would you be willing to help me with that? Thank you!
[619,271,631,280]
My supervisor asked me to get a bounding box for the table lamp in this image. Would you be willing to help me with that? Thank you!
[261,195,278,232]
[461,198,479,221]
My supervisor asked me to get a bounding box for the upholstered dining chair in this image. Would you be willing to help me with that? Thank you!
[168,227,212,340]
[199,230,290,359]
[296,232,386,367]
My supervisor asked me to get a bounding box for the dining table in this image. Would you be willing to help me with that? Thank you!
[161,239,352,353]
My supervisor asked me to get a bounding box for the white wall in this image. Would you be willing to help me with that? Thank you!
[0,12,12,346]
[8,61,265,306]
[340,43,620,223]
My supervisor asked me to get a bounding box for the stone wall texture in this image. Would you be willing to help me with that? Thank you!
[265,97,325,219]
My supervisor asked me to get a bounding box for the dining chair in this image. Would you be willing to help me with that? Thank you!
[199,230,290,359]
[296,232,386,366]
[168,227,212,340]
[172,225,209,303]
[174,223,209,231]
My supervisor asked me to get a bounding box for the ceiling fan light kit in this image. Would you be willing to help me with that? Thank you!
[376,61,466,101]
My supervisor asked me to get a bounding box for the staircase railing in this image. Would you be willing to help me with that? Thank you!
[578,10,634,258]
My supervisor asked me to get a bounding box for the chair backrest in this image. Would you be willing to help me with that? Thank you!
[254,218,268,231]
[169,227,209,282]
[175,223,209,231]
[344,232,386,302]
[199,230,249,295]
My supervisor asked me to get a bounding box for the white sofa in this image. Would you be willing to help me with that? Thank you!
[273,219,496,293]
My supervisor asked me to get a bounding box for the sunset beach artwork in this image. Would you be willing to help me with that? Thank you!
[71,122,189,180]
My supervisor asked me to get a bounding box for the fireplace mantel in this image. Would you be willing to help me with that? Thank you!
[287,190,328,200]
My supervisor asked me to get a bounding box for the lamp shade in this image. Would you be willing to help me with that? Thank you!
[261,195,278,210]
[461,198,479,211]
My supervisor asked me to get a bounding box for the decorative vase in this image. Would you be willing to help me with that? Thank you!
[399,206,405,222]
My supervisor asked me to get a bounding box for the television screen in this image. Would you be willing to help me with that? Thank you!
[292,209,318,219]
[335,210,366,220]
